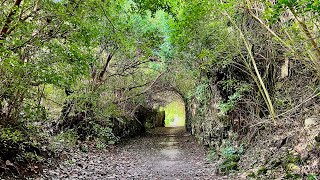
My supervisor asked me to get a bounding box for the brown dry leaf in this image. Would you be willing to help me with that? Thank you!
[41,128,232,179]
[312,159,319,167]
[293,143,306,155]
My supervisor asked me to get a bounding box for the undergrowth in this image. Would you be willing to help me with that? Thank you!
[207,133,245,175]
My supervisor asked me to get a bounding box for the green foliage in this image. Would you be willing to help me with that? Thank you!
[91,121,118,147]
[95,139,108,149]
[281,151,303,178]
[195,81,211,102]
[207,149,217,161]
[23,152,44,162]
[1,126,41,152]
[133,0,176,14]
[207,137,244,175]
[0,128,24,143]
[218,143,243,174]
[258,166,268,175]
[21,103,48,123]
[218,81,251,115]
[268,0,320,23]
[80,144,89,153]
[0,127,46,164]
[307,174,319,180]
[285,173,302,179]
[219,161,238,174]
[0,0,319,177]
[51,130,79,151]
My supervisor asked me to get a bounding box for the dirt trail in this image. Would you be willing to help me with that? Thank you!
[42,127,227,179]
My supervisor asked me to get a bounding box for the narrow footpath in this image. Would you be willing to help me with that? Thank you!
[42,127,228,179]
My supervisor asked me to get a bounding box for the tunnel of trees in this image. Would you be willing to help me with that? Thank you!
[1,0,320,178]
[144,90,186,128]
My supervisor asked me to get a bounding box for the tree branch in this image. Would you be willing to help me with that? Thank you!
[115,72,165,103]
[1,0,8,6]
[98,53,114,81]
[0,0,23,40]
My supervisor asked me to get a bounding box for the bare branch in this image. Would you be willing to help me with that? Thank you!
[98,53,114,81]
[115,72,165,103]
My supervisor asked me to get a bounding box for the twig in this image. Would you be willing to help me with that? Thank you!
[222,7,276,121]
[276,90,320,118]
[44,97,63,106]
[244,0,294,53]
[99,3,117,33]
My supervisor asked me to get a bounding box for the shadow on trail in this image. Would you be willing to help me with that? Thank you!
[147,127,188,136]
[118,127,223,179]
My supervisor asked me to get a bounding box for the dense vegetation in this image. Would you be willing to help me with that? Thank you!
[1,0,319,178]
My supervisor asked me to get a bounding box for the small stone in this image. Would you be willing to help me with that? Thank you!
[304,117,319,127]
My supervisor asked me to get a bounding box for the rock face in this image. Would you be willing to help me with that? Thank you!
[190,115,229,148]
[186,98,228,148]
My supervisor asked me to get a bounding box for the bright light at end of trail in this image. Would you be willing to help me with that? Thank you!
[161,101,185,127]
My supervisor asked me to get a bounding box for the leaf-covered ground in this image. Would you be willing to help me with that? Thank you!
[41,127,229,179]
